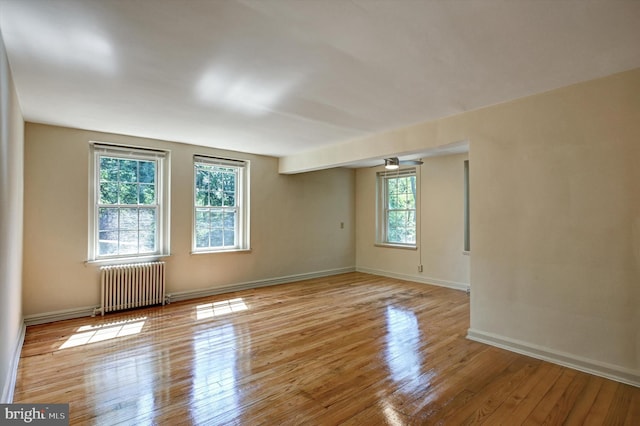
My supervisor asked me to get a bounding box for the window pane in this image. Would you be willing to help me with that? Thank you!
[210,190,223,207]
[139,161,155,183]
[210,211,222,228]
[195,209,209,229]
[210,171,222,190]
[99,208,119,230]
[119,159,138,182]
[224,192,235,207]
[139,184,155,204]
[119,230,138,255]
[223,173,235,191]
[387,211,404,243]
[119,183,138,204]
[387,178,396,192]
[100,157,118,182]
[100,182,118,204]
[210,229,223,247]
[387,211,397,239]
[388,194,399,209]
[195,189,208,207]
[139,208,156,231]
[98,231,118,256]
[139,231,155,253]
[195,228,209,248]
[223,230,235,246]
[399,194,410,208]
[120,208,138,230]
[387,210,417,244]
[223,211,235,229]
[397,177,408,192]
[195,168,209,190]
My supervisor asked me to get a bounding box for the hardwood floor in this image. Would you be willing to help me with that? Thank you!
[14,273,639,425]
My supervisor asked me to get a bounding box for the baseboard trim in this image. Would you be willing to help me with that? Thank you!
[356,267,470,292]
[1,322,26,403]
[24,306,98,326]
[167,266,356,302]
[24,267,357,325]
[467,328,640,388]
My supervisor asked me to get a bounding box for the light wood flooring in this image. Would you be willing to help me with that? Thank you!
[14,272,640,425]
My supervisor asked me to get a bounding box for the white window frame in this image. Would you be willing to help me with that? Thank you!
[88,143,171,263]
[192,155,250,254]
[376,168,418,249]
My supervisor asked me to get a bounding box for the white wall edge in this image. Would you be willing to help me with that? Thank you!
[356,267,470,292]
[167,266,356,302]
[1,322,26,403]
[467,328,640,388]
[23,267,356,325]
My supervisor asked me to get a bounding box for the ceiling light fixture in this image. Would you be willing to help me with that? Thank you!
[384,157,400,170]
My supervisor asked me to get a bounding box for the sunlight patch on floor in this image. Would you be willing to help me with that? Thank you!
[59,317,147,349]
[196,298,248,319]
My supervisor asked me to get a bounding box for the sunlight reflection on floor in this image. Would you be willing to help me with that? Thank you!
[59,317,146,349]
[196,298,248,320]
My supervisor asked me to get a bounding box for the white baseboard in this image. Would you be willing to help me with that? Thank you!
[23,267,356,325]
[24,306,98,326]
[167,266,356,302]
[467,328,640,388]
[1,322,26,403]
[356,267,470,292]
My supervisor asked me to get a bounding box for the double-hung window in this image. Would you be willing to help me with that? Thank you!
[193,156,249,253]
[89,143,170,261]
[376,169,418,248]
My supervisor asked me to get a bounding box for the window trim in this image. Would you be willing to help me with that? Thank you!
[376,168,418,249]
[191,155,250,254]
[87,142,171,263]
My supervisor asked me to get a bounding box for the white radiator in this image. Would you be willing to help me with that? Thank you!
[97,262,166,316]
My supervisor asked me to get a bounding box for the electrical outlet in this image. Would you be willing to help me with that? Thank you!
[418,265,423,272]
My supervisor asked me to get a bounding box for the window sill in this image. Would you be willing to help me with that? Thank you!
[191,248,252,255]
[85,254,171,266]
[374,243,417,251]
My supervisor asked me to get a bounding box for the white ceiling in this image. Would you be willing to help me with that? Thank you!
[1,0,639,160]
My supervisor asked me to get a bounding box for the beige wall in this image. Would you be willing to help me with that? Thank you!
[356,153,470,289]
[23,123,355,316]
[466,69,640,378]
[347,68,639,381]
[0,31,24,402]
